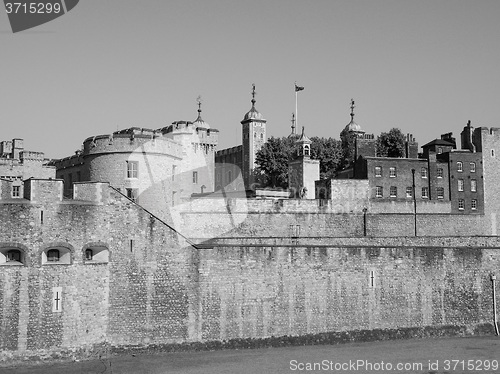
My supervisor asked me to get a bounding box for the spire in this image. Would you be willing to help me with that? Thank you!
[251,83,256,107]
[195,95,203,121]
[350,98,355,122]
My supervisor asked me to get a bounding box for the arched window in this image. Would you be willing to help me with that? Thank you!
[304,145,310,157]
[83,246,109,264]
[85,249,93,261]
[47,249,60,262]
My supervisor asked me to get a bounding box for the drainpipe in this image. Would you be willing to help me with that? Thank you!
[492,275,499,336]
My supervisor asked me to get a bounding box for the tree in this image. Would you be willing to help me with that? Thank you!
[376,128,406,158]
[255,136,343,188]
[310,137,343,179]
[255,137,296,188]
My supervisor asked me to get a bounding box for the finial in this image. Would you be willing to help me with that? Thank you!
[196,95,202,114]
[301,126,305,136]
[195,95,203,121]
[251,84,256,107]
[291,113,296,134]
[350,99,355,120]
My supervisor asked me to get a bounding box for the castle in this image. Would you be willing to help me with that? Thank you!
[1,89,500,363]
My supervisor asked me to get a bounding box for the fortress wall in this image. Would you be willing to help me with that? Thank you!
[0,185,193,362]
[1,182,499,363]
[194,243,500,342]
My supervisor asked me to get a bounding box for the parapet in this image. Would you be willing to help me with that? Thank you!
[73,182,110,204]
[0,179,13,199]
[23,179,63,203]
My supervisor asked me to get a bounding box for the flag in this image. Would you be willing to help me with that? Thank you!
[295,84,304,92]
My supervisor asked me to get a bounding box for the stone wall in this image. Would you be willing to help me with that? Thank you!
[1,181,500,364]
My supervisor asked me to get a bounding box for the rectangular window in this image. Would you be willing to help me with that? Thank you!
[376,186,383,198]
[127,161,138,178]
[126,188,138,202]
[192,171,198,184]
[437,147,443,154]
[76,171,81,182]
[12,185,20,198]
[390,186,397,197]
[172,165,176,181]
[471,179,477,192]
[458,199,465,210]
[421,187,429,198]
[471,199,477,210]
[421,167,427,178]
[437,187,444,199]
[470,162,476,172]
[458,179,464,192]
[389,167,396,178]
[437,168,443,178]
[406,187,413,198]
[375,166,382,177]
[457,161,463,172]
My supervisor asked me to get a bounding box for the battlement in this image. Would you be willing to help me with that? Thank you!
[19,151,45,162]
[81,132,183,158]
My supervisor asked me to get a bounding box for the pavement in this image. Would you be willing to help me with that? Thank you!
[2,335,500,374]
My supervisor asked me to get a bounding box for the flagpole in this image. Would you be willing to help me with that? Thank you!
[295,87,298,131]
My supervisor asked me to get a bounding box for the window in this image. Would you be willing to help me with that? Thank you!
[375,166,382,177]
[127,161,138,178]
[437,187,444,199]
[458,199,465,210]
[7,250,21,262]
[304,145,310,156]
[437,168,443,178]
[390,186,397,197]
[471,179,477,192]
[85,249,93,261]
[126,188,138,202]
[492,149,495,157]
[260,133,264,140]
[457,161,463,172]
[458,179,464,192]
[389,167,396,178]
[76,171,81,182]
[376,186,383,198]
[47,249,60,262]
[406,187,413,198]
[12,185,20,197]
[42,247,71,265]
[437,147,443,154]
[421,167,427,178]
[471,199,477,210]
[470,162,476,172]
[172,165,176,181]
[192,171,198,184]
[227,170,233,184]
[84,246,109,263]
[421,187,429,198]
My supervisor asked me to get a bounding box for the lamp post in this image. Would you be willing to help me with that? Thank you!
[362,207,368,237]
[492,275,499,336]
[411,168,417,237]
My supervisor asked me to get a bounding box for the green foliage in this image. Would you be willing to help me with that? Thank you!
[376,128,406,157]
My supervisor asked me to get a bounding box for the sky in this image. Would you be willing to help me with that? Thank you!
[1,0,500,159]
